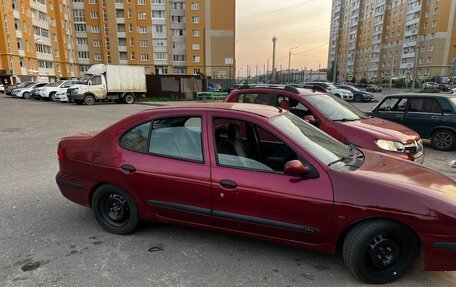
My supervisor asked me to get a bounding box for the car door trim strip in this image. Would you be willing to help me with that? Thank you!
[148,200,319,234]
[148,200,212,216]
[212,210,320,234]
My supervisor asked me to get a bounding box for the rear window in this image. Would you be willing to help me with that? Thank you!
[408,98,442,113]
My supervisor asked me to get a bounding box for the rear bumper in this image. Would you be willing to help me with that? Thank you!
[421,233,456,271]
[56,172,91,207]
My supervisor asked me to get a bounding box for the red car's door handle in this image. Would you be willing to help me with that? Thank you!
[219,179,238,189]
[120,164,136,173]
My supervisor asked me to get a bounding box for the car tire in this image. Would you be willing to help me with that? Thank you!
[431,129,456,151]
[84,95,95,105]
[343,219,418,284]
[23,92,31,99]
[92,185,139,235]
[49,92,56,101]
[354,95,363,102]
[122,94,135,104]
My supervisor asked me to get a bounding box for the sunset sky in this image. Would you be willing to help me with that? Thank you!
[235,0,332,76]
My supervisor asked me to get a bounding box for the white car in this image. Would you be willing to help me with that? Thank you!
[53,90,70,102]
[39,80,78,101]
[0,84,5,93]
[12,82,48,99]
[451,87,456,95]
[303,82,354,100]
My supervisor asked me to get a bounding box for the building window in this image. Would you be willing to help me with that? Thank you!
[93,40,101,47]
[91,25,100,33]
[191,16,199,24]
[127,9,132,18]
[191,3,199,10]
[140,40,148,47]
[192,29,200,37]
[193,69,201,75]
[130,38,134,46]
[73,10,85,22]
[78,51,90,59]
[140,54,149,61]
[94,53,102,60]
[137,0,146,5]
[89,0,98,3]
[77,37,88,45]
[139,26,148,33]
[192,43,200,50]
[129,24,134,32]
[154,52,167,60]
[90,11,99,19]
[131,52,135,60]
[193,56,200,63]
[138,12,147,19]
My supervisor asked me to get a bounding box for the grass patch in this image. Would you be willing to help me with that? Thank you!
[418,88,440,93]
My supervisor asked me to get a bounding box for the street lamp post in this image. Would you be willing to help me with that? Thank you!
[288,47,298,84]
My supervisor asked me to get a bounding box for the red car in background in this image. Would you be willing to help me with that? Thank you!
[225,86,424,163]
[56,104,456,284]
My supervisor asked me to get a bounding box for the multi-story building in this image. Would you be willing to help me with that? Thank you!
[329,0,456,82]
[72,0,235,78]
[0,0,79,84]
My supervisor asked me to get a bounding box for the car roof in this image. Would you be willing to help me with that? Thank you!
[232,85,327,97]
[142,103,285,119]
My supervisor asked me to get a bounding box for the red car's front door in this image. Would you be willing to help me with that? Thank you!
[207,111,334,246]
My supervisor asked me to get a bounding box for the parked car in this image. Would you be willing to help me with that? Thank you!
[5,81,34,95]
[11,82,48,99]
[39,80,78,101]
[0,84,4,93]
[369,94,456,151]
[366,85,382,92]
[225,86,424,163]
[56,103,456,284]
[336,85,374,102]
[53,90,70,102]
[451,87,456,94]
[422,82,439,89]
[303,82,354,100]
[438,84,450,92]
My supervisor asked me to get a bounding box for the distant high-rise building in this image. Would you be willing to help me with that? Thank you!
[73,0,235,78]
[328,0,456,82]
[0,0,79,83]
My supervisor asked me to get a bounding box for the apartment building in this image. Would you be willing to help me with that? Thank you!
[73,0,235,78]
[328,0,456,82]
[0,0,79,84]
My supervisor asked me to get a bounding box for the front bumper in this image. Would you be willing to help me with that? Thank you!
[421,233,456,271]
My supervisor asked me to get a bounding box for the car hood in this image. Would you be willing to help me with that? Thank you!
[339,117,420,144]
[354,150,456,202]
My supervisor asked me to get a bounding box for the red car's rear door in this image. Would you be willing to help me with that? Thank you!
[115,112,213,225]
[207,111,334,245]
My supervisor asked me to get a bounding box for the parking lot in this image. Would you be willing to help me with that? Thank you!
[0,94,455,286]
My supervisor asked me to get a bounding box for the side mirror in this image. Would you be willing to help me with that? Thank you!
[304,115,317,125]
[284,160,310,177]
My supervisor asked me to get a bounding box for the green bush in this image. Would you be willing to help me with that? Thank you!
[418,88,440,93]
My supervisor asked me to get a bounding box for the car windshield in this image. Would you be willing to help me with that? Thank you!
[25,82,36,88]
[306,95,368,121]
[269,113,351,166]
[449,98,456,111]
[47,81,64,87]
[79,74,92,84]
[327,83,337,90]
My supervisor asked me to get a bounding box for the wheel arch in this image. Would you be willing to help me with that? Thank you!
[429,126,456,139]
[335,216,423,256]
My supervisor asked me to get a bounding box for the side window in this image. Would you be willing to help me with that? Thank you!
[120,122,151,153]
[91,76,102,85]
[239,93,278,106]
[289,99,312,118]
[408,98,442,113]
[378,97,406,111]
[213,118,297,173]
[149,116,203,162]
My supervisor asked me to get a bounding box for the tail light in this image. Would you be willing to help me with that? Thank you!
[57,143,65,162]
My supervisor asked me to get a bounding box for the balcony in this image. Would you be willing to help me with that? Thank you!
[401,52,415,58]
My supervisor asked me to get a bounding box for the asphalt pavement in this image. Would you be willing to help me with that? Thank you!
[0,94,455,286]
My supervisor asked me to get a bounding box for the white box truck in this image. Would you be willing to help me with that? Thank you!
[68,64,146,105]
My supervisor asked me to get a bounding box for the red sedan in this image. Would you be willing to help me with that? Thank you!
[56,103,456,284]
